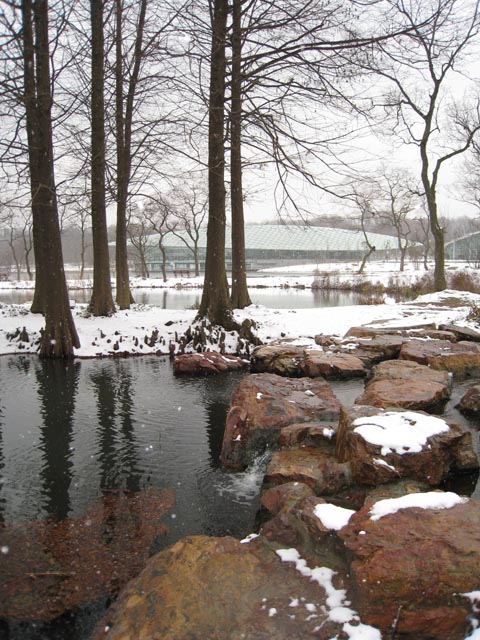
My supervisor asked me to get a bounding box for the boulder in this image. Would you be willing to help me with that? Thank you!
[277,422,336,450]
[335,334,406,367]
[339,493,480,639]
[250,344,367,379]
[336,405,478,486]
[355,359,451,412]
[259,481,315,518]
[250,344,305,376]
[457,384,480,419]
[439,323,480,343]
[220,373,341,468]
[264,447,352,495]
[173,351,248,375]
[91,535,342,640]
[400,338,480,377]
[300,351,366,379]
[344,323,436,338]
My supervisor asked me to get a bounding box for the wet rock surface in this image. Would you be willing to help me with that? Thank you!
[91,535,343,640]
[355,359,452,411]
[335,405,478,486]
[457,384,480,419]
[339,496,480,640]
[173,351,249,374]
[400,338,480,377]
[220,373,341,468]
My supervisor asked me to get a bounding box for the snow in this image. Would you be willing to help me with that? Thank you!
[369,491,469,521]
[352,411,450,456]
[276,548,382,640]
[313,503,356,531]
[0,281,479,358]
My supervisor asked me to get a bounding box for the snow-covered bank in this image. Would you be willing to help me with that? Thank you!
[0,289,479,358]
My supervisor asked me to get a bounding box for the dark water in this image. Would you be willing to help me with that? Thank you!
[0,359,478,639]
[0,287,361,309]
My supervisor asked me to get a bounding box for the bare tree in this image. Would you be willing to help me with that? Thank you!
[170,184,207,277]
[364,0,480,290]
[143,196,174,283]
[21,0,80,357]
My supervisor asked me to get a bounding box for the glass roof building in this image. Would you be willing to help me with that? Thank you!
[136,224,398,275]
[445,232,480,263]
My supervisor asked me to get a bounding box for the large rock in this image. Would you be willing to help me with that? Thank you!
[264,447,352,495]
[250,343,366,379]
[457,384,480,420]
[335,334,406,367]
[439,323,480,343]
[339,493,480,639]
[355,359,452,412]
[400,338,480,377]
[173,351,249,375]
[220,373,341,468]
[336,405,478,486]
[91,535,342,640]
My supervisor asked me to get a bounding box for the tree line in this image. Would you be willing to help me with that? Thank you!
[0,0,479,356]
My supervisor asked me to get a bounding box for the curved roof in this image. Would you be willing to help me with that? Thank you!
[146,224,396,252]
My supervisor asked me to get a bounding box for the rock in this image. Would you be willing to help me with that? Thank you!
[220,373,341,468]
[355,359,451,412]
[338,493,480,639]
[457,384,480,419]
[173,351,248,375]
[250,344,305,376]
[264,447,352,495]
[259,481,315,518]
[91,535,342,640]
[277,422,336,450]
[335,405,478,486]
[439,323,480,343]
[344,323,436,338]
[335,334,406,367]
[300,351,366,379]
[400,338,480,378]
[0,488,175,622]
[250,344,366,379]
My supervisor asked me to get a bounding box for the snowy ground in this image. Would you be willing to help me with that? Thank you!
[0,260,479,358]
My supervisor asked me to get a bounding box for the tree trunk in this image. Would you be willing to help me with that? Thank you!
[26,0,80,357]
[160,244,167,282]
[89,0,115,317]
[358,246,375,274]
[114,0,133,309]
[22,0,45,313]
[198,0,235,328]
[230,0,251,309]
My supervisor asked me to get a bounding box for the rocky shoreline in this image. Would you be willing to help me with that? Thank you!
[92,322,480,640]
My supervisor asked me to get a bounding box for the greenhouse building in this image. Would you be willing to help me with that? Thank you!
[136,224,399,275]
[445,232,480,262]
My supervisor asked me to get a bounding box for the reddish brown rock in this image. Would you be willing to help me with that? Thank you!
[173,351,248,375]
[336,405,478,486]
[457,384,480,420]
[250,343,305,376]
[300,351,366,379]
[439,323,480,343]
[220,373,341,468]
[0,488,175,622]
[259,481,315,518]
[277,422,336,450]
[338,495,480,639]
[344,323,436,338]
[91,535,342,640]
[400,338,480,377]
[336,334,406,367]
[355,359,451,412]
[264,446,352,495]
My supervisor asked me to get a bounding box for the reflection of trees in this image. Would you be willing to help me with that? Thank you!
[90,363,141,493]
[0,399,4,524]
[35,360,80,520]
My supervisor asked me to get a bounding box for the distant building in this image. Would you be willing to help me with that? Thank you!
[445,232,480,262]
[134,224,398,275]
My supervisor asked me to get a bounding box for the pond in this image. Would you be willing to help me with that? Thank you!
[0,287,362,309]
[0,356,478,639]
